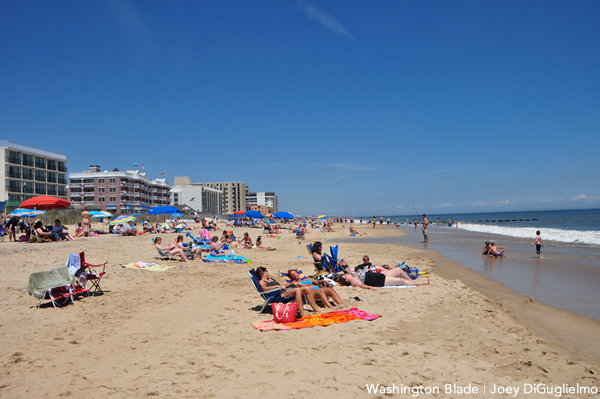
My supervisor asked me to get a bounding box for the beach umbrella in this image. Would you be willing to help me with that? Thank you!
[90,211,113,218]
[147,205,179,215]
[273,211,293,220]
[20,195,71,211]
[317,215,327,219]
[233,210,246,215]
[109,215,136,225]
[7,208,46,218]
[244,210,265,219]
[130,213,143,216]
[171,212,184,218]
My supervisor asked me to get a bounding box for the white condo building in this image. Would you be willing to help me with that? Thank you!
[1,140,68,210]
[171,177,223,215]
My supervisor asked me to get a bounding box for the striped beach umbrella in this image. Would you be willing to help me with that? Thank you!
[109,215,137,225]
[7,208,46,218]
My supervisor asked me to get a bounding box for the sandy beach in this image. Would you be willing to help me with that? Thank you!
[1,223,598,398]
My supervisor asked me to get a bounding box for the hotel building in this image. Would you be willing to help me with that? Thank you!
[1,140,68,210]
[171,177,223,215]
[174,178,247,215]
[68,166,171,213]
[245,191,279,213]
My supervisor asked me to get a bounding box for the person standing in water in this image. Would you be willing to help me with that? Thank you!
[532,230,544,258]
[372,216,376,229]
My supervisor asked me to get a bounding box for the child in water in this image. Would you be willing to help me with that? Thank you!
[531,230,544,258]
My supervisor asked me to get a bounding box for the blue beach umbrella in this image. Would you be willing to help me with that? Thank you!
[147,206,179,215]
[171,212,184,218]
[90,211,113,218]
[273,211,293,220]
[244,210,265,219]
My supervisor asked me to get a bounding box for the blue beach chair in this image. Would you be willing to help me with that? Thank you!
[248,269,295,314]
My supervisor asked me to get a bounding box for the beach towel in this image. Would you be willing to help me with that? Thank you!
[121,262,174,272]
[66,253,81,275]
[202,255,250,264]
[251,307,380,331]
[27,265,75,300]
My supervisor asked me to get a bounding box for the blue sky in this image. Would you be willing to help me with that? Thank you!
[1,0,599,215]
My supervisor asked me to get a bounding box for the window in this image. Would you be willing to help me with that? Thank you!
[47,185,56,195]
[46,160,56,170]
[98,187,105,193]
[109,197,116,202]
[35,156,45,168]
[47,172,56,183]
[98,178,105,183]
[22,154,33,166]
[35,183,46,194]
[35,170,46,182]
[109,187,116,192]
[99,197,105,202]
[109,178,116,183]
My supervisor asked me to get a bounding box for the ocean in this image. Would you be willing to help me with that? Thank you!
[343,209,600,321]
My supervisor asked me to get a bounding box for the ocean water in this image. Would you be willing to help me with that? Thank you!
[342,209,600,321]
[352,209,600,246]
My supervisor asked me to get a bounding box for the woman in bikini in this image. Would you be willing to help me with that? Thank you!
[154,237,190,262]
[81,207,91,237]
[255,236,275,250]
[254,267,322,318]
[240,232,253,249]
[287,269,343,308]
[176,235,202,258]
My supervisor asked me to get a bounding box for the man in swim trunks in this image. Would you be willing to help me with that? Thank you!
[81,206,91,237]
[421,214,429,243]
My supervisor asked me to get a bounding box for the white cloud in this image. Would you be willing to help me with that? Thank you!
[438,203,453,207]
[395,205,403,209]
[333,173,351,181]
[296,1,355,40]
[571,194,590,201]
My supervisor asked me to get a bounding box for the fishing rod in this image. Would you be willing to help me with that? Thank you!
[411,197,422,224]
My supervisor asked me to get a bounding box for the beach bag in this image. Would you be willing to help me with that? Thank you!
[272,302,298,323]
[407,267,419,280]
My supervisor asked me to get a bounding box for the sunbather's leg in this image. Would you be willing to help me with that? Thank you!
[315,289,335,308]
[384,276,430,286]
[321,287,343,305]
[170,248,189,262]
[383,268,411,280]
[281,288,309,318]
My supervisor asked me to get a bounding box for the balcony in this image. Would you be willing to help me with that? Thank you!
[35,187,46,195]
[47,176,57,183]
[47,187,57,196]
[35,175,46,182]
[22,172,33,180]
[6,170,20,178]
[7,156,21,165]
[35,162,45,169]
[57,177,66,185]
[58,165,67,172]
[58,188,66,196]
[46,162,57,170]
[22,157,33,167]
[7,185,21,193]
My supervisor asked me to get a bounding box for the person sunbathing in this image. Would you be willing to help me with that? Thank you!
[335,268,430,290]
[311,241,324,263]
[271,225,281,234]
[33,220,60,242]
[255,236,275,250]
[176,235,202,258]
[52,219,74,241]
[346,256,390,273]
[220,231,233,245]
[154,237,190,262]
[210,235,228,256]
[255,267,321,318]
[240,232,253,249]
[287,269,343,308]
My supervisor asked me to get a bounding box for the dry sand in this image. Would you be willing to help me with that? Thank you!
[1,223,598,398]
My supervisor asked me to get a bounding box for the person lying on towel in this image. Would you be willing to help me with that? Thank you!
[335,268,430,290]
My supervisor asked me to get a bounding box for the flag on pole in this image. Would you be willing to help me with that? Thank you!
[190,198,195,202]
[160,173,165,175]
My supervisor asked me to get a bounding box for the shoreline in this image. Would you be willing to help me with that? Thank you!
[328,227,600,364]
[0,222,598,397]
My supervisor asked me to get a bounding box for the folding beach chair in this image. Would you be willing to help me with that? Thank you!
[248,269,295,314]
[295,227,305,240]
[27,265,76,309]
[78,252,107,296]
[306,244,329,278]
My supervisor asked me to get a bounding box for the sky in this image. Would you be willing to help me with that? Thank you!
[1,0,599,216]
